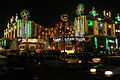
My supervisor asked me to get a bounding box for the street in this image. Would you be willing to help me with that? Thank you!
[0,52,120,80]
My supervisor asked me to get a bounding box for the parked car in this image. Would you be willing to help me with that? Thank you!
[40,55,64,70]
[59,54,82,69]
[90,56,120,79]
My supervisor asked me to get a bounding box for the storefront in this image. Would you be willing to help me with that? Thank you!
[19,38,46,52]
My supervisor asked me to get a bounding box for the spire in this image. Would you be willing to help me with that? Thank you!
[10,16,14,24]
[15,13,18,22]
[7,22,10,28]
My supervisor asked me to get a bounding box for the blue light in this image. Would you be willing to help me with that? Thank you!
[98,22,104,28]
[22,34,27,39]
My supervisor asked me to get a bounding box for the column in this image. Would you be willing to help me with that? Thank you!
[93,20,98,35]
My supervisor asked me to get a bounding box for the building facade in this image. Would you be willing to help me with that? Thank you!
[1,7,120,54]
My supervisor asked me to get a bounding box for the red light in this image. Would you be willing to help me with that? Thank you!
[17,37,22,42]
[65,23,68,26]
[60,22,62,26]
[56,24,59,27]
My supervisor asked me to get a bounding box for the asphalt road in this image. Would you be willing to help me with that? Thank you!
[1,54,120,80]
[34,69,92,80]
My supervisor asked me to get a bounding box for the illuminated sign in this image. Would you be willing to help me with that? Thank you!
[28,39,38,42]
[55,38,74,42]
[76,38,85,41]
[22,39,38,42]
[55,37,85,42]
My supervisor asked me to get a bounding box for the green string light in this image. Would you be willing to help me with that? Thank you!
[94,37,98,49]
[4,39,6,47]
[28,21,32,37]
[106,38,109,49]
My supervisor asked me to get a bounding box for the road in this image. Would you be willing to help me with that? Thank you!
[34,69,93,80]
[1,54,119,80]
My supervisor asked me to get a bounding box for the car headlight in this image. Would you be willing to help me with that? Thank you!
[104,71,113,77]
[90,68,96,74]
[92,58,101,63]
[67,61,71,63]
[78,60,82,63]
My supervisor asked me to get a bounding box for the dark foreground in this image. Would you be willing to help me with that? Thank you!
[0,52,120,80]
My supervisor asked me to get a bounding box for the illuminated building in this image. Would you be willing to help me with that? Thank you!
[72,4,117,53]
[44,4,120,53]
[2,10,62,51]
[1,5,120,54]
[3,10,49,51]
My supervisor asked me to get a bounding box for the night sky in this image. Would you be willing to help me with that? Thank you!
[0,0,119,38]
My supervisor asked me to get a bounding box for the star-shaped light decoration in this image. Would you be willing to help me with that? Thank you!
[89,7,98,17]
[20,10,30,20]
[76,3,84,16]
[115,13,120,21]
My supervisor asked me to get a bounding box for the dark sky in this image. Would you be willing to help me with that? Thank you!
[0,0,119,38]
